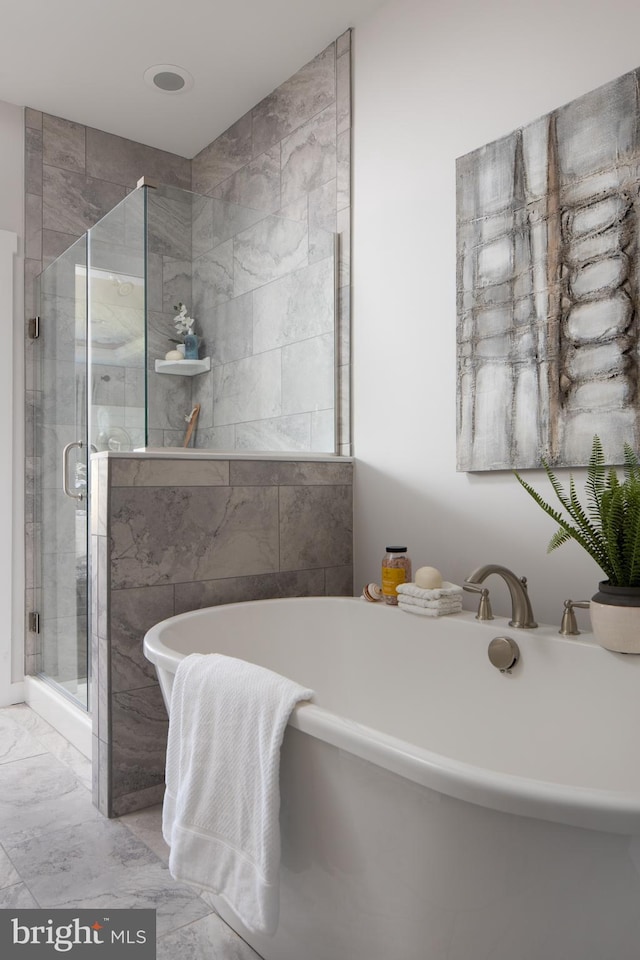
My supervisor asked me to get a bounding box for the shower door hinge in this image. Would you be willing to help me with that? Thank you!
[28,611,40,634]
[27,316,40,340]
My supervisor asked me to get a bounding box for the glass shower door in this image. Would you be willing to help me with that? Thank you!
[36,236,89,709]
[33,188,146,713]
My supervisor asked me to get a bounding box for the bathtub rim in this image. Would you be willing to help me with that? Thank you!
[143,597,640,837]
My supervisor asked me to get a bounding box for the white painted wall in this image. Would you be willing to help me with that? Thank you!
[0,98,24,705]
[352,0,640,625]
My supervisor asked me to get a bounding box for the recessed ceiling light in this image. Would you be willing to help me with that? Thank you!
[144,64,194,95]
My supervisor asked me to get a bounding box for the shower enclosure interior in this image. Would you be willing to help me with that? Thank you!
[32,182,338,710]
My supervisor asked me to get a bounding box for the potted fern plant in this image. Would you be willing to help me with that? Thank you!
[514,435,640,653]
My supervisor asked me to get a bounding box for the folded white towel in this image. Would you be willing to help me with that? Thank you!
[397,581,463,601]
[163,653,313,936]
[398,593,463,612]
[399,600,462,617]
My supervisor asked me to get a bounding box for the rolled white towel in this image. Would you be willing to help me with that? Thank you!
[399,600,462,618]
[397,581,463,601]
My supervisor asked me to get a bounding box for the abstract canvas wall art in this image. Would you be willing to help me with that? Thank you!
[456,67,640,471]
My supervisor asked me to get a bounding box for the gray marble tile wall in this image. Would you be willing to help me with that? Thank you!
[191,30,352,456]
[24,109,191,672]
[145,187,196,446]
[88,188,147,452]
[91,453,353,816]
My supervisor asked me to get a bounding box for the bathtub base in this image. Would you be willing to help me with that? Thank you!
[212,727,640,960]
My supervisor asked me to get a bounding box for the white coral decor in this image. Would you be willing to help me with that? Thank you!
[174,302,195,337]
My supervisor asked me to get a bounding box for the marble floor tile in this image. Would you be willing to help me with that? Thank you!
[0,703,91,790]
[33,728,93,790]
[0,711,47,765]
[5,817,152,901]
[2,702,55,735]
[64,862,212,937]
[0,707,258,957]
[0,843,20,890]
[156,910,261,960]
[118,804,169,864]
[0,753,101,845]
[0,882,40,909]
[5,817,209,937]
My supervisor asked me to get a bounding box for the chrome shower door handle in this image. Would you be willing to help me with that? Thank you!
[62,440,85,501]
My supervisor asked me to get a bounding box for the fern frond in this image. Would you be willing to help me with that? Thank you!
[547,527,572,552]
[514,435,640,586]
[537,449,610,569]
[585,435,606,525]
[624,442,640,484]
[542,457,605,552]
[607,467,620,492]
[621,479,640,585]
[568,473,607,557]
[514,471,614,577]
[540,457,573,515]
[601,486,625,584]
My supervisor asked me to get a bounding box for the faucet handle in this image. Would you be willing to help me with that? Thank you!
[559,599,590,636]
[463,583,494,621]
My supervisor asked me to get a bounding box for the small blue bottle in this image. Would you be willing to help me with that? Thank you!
[183,334,199,359]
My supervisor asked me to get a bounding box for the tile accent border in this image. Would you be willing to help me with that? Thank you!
[91,453,353,816]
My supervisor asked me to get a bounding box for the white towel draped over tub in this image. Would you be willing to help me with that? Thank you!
[162,652,313,936]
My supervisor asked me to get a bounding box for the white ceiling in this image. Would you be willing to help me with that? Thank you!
[0,0,383,158]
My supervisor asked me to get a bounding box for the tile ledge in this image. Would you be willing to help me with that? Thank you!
[92,448,352,463]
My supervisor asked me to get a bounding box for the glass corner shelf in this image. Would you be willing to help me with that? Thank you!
[154,357,211,376]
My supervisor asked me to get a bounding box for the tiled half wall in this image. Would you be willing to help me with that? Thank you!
[91,453,353,817]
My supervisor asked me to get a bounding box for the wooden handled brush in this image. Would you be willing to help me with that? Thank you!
[183,403,201,448]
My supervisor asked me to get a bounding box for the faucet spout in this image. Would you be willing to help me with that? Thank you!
[464,564,537,629]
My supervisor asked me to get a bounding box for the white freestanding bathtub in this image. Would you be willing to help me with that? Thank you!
[143,597,640,960]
